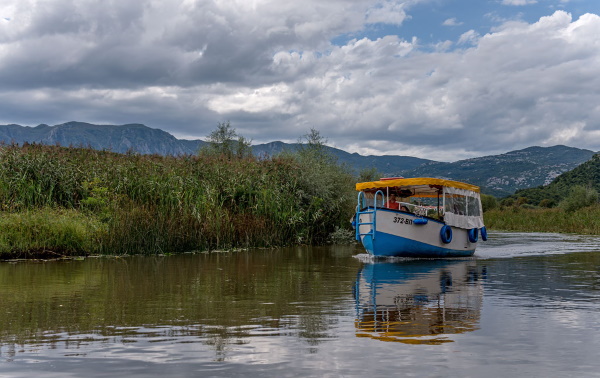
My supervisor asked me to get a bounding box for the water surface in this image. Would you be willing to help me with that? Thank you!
[1,232,600,377]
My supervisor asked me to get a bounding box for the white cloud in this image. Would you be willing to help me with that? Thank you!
[207,84,297,114]
[543,122,585,145]
[501,0,538,5]
[0,1,600,161]
[365,1,409,25]
[443,18,463,26]
[434,40,454,52]
[457,29,480,45]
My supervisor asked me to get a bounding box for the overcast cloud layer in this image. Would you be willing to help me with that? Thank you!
[1,0,599,161]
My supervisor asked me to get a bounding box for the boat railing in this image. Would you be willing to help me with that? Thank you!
[355,190,384,241]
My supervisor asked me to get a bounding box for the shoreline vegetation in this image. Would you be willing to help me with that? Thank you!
[1,123,598,259]
[481,184,600,234]
[484,207,600,235]
[0,125,357,259]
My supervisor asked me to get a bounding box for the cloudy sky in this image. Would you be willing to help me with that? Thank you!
[1,0,599,161]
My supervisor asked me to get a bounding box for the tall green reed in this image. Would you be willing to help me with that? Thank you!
[0,142,356,256]
[485,206,600,234]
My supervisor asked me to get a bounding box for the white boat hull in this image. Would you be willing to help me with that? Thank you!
[357,208,477,257]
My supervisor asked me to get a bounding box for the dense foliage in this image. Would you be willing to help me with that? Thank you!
[480,194,498,212]
[0,132,356,257]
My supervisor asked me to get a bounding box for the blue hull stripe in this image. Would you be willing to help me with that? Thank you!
[362,231,474,258]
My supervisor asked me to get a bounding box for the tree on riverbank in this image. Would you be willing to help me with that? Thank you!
[201,121,252,159]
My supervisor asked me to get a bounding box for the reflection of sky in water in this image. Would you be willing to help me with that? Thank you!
[1,233,600,377]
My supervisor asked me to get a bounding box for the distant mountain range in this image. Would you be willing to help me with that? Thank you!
[402,145,595,197]
[250,141,433,173]
[0,121,434,172]
[1,121,596,197]
[0,122,203,156]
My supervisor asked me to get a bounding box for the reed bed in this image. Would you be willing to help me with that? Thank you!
[0,143,356,257]
[0,208,106,258]
[485,206,600,234]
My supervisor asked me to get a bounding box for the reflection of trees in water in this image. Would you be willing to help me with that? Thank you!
[355,261,485,345]
[0,247,361,359]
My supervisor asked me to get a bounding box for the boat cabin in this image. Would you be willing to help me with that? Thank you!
[356,177,484,230]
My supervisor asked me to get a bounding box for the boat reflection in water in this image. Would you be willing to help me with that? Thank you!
[354,259,485,345]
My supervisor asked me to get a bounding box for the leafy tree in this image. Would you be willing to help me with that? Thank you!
[286,128,356,243]
[539,199,555,208]
[500,198,515,208]
[202,121,252,159]
[297,128,334,164]
[358,167,381,182]
[480,194,498,212]
[516,197,528,206]
[559,185,599,212]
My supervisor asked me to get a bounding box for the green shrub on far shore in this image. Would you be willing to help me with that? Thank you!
[559,185,599,212]
[484,205,600,234]
[480,194,498,212]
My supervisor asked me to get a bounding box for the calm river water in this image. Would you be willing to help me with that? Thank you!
[1,232,600,377]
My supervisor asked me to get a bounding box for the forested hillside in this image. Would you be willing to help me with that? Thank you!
[508,153,600,206]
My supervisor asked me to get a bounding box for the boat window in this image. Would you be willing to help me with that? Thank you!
[467,196,481,217]
[445,193,467,215]
[443,186,484,229]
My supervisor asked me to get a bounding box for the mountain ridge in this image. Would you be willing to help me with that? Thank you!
[507,153,600,205]
[402,145,595,197]
[0,122,595,196]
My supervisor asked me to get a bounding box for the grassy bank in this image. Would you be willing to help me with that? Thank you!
[0,141,356,258]
[485,206,600,234]
[0,208,106,258]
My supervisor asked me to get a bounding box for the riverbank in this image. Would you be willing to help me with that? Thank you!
[484,206,600,234]
[2,142,596,260]
[0,142,356,259]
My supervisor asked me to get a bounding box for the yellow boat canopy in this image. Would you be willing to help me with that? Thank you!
[355,177,480,194]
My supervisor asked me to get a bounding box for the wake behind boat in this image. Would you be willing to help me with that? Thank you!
[354,177,487,257]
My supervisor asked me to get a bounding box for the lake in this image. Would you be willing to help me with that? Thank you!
[1,232,600,377]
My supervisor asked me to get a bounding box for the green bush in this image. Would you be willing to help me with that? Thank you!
[539,198,556,208]
[358,167,381,182]
[480,194,498,212]
[516,197,528,206]
[521,203,538,210]
[559,185,599,212]
[500,198,515,208]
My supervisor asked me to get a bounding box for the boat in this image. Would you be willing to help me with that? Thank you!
[354,177,487,257]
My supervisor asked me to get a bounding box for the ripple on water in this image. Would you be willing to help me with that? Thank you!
[475,232,600,259]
